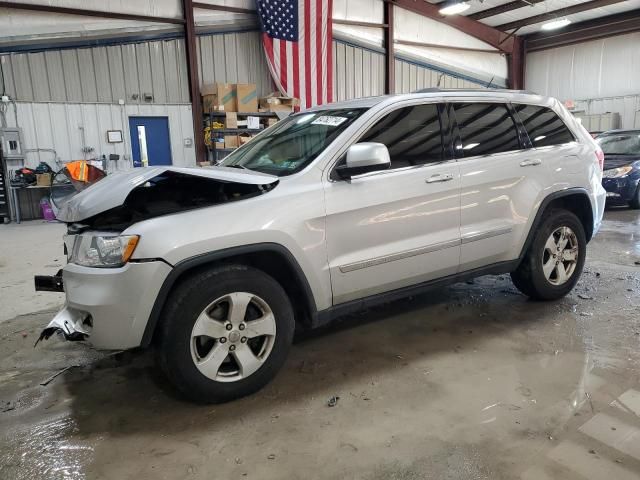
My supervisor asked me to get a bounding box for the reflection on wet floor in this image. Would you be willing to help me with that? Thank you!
[0,209,639,480]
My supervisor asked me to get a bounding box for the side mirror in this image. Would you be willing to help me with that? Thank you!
[335,142,391,179]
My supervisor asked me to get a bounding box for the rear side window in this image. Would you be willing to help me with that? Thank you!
[359,104,444,168]
[513,104,575,147]
[452,103,521,156]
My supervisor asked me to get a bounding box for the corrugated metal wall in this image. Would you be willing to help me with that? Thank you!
[394,58,484,93]
[0,31,275,104]
[3,102,196,169]
[197,31,274,96]
[0,30,491,171]
[0,39,190,104]
[332,40,485,101]
[526,32,640,129]
[1,30,490,106]
[573,96,640,130]
[332,41,385,101]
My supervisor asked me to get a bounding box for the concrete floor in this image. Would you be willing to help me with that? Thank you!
[0,209,639,480]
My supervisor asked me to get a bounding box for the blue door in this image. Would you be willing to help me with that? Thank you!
[129,116,172,167]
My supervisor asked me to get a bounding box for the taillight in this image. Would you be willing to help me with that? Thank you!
[595,147,604,172]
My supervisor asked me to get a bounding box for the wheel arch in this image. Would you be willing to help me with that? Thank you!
[141,243,319,347]
[518,188,594,264]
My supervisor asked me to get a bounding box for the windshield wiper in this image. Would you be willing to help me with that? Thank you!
[225,164,250,170]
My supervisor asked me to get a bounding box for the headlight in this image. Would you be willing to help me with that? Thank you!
[603,166,633,178]
[68,234,140,268]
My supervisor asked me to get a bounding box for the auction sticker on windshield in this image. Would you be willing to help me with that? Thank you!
[312,116,348,127]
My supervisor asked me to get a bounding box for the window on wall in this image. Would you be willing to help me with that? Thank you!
[359,104,444,168]
[513,104,575,147]
[452,103,521,156]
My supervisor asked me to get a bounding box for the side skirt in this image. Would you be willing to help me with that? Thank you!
[314,259,519,328]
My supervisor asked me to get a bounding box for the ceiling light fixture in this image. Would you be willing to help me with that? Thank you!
[540,18,572,30]
[439,1,471,16]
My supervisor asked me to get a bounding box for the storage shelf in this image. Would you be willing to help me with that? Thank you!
[206,111,278,117]
[207,128,263,134]
[210,147,238,153]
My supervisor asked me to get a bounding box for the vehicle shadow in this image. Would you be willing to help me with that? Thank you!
[59,273,581,440]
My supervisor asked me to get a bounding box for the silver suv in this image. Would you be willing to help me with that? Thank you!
[36,90,606,403]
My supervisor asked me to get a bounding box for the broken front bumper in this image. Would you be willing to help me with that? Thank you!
[36,261,172,350]
[38,307,91,343]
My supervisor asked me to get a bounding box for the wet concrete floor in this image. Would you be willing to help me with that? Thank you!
[0,208,639,480]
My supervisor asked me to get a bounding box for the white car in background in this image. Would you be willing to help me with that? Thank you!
[35,89,606,403]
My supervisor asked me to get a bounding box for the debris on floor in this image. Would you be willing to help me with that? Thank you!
[327,396,340,407]
[40,365,79,386]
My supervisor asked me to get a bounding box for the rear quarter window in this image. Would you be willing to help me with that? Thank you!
[513,104,575,148]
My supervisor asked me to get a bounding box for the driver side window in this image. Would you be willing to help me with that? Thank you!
[359,103,445,169]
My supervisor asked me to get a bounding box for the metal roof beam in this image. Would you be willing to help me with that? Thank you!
[496,0,627,31]
[0,1,185,24]
[389,0,515,53]
[469,0,546,21]
[524,8,640,51]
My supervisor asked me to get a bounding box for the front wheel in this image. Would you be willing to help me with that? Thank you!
[511,209,586,300]
[156,265,295,403]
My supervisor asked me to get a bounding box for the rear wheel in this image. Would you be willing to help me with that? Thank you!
[156,264,295,403]
[511,209,586,300]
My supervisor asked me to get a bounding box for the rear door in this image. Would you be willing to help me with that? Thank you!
[452,102,550,271]
[323,102,462,305]
[512,104,580,174]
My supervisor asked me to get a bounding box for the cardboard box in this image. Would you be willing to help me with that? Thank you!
[201,83,219,113]
[202,83,236,112]
[36,173,52,187]
[239,134,255,145]
[267,118,278,127]
[214,141,225,149]
[198,161,212,167]
[202,93,219,113]
[218,83,236,112]
[225,112,238,129]
[236,83,258,113]
[224,135,239,148]
[259,92,300,112]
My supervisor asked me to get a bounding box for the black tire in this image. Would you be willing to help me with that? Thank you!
[629,184,640,209]
[156,264,295,403]
[511,209,586,300]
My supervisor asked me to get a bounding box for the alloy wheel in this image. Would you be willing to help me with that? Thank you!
[190,292,276,382]
[542,226,579,286]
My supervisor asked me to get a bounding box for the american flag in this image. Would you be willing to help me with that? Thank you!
[256,0,333,110]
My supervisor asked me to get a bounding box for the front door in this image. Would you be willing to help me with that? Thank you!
[129,116,172,167]
[324,103,461,305]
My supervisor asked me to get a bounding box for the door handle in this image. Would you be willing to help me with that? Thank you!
[520,159,542,167]
[426,173,454,183]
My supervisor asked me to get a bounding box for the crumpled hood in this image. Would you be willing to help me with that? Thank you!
[56,166,278,223]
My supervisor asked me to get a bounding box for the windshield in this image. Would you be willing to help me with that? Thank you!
[218,109,366,176]
[596,133,640,155]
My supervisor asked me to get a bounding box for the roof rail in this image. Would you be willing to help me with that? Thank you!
[413,87,539,95]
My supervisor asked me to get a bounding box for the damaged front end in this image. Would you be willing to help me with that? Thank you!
[35,166,279,348]
[56,166,279,230]
[36,307,91,344]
